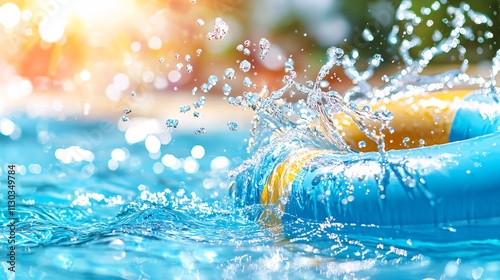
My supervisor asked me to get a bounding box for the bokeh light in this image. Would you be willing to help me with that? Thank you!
[0,0,496,104]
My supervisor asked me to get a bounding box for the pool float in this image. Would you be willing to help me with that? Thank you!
[234,90,500,236]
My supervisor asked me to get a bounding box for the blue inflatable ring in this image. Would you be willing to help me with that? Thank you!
[234,90,500,235]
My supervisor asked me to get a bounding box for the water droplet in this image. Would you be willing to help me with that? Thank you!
[326,47,344,59]
[189,0,196,3]
[123,108,132,114]
[403,137,410,145]
[381,75,390,82]
[227,121,239,131]
[207,17,228,40]
[285,57,295,72]
[224,68,235,79]
[422,49,434,61]
[243,40,251,47]
[236,44,244,52]
[421,7,431,15]
[185,55,191,62]
[131,91,137,96]
[195,127,207,135]
[192,87,198,95]
[419,139,425,146]
[186,64,193,73]
[370,54,383,67]
[180,105,191,113]
[358,141,366,148]
[243,48,251,56]
[159,57,165,63]
[176,63,183,71]
[243,77,252,87]
[196,19,205,26]
[175,54,180,60]
[208,75,218,85]
[193,96,206,108]
[388,25,399,45]
[121,116,129,122]
[201,83,211,92]
[222,84,232,95]
[259,38,271,60]
[166,119,179,129]
[196,49,202,56]
[239,60,251,72]
[362,28,374,42]
[431,1,440,10]
[193,111,200,117]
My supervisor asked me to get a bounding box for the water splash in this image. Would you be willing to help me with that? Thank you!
[237,1,496,156]
[225,0,499,209]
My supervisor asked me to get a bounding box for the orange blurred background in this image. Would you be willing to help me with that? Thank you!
[0,0,497,105]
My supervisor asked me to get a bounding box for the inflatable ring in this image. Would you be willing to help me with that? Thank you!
[234,90,500,236]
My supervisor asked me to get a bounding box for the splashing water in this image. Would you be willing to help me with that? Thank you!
[227,0,498,167]
[3,1,500,279]
[214,8,499,255]
[221,3,500,224]
[218,1,499,272]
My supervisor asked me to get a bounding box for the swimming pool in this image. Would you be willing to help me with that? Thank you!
[1,114,500,279]
[1,0,500,278]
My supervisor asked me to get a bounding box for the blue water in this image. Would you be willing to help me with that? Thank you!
[1,114,500,279]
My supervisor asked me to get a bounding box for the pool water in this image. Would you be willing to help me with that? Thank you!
[1,114,500,279]
[1,2,499,278]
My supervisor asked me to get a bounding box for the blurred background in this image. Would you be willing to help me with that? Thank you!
[0,0,498,118]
